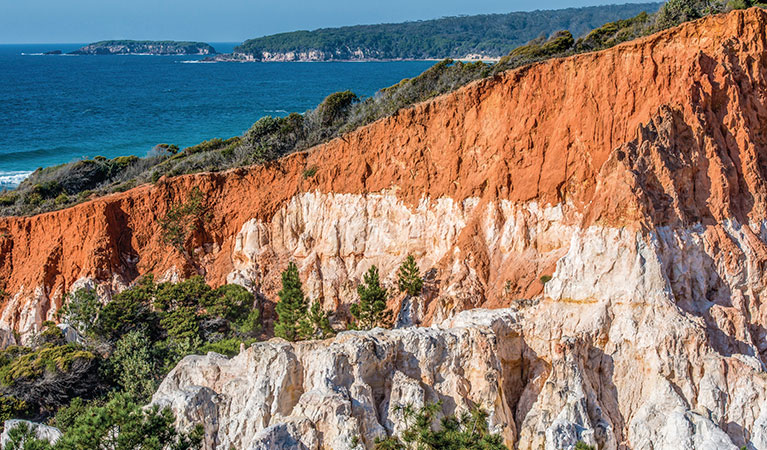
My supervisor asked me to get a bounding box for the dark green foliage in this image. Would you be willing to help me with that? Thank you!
[235,3,661,60]
[159,187,209,252]
[16,393,204,450]
[0,326,102,412]
[0,276,255,446]
[301,301,335,340]
[274,262,309,342]
[0,396,28,428]
[57,288,101,336]
[4,421,51,450]
[181,137,239,156]
[374,402,508,450]
[1,155,147,215]
[318,91,359,125]
[93,276,159,343]
[350,266,393,330]
[540,275,553,284]
[242,113,305,163]
[508,30,575,59]
[303,165,318,179]
[576,12,653,51]
[575,442,596,450]
[49,397,89,432]
[397,255,423,297]
[653,0,723,29]
[196,337,259,357]
[107,331,160,402]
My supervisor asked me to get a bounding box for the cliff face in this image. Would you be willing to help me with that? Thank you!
[3,8,767,449]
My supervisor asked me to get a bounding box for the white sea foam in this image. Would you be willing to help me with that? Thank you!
[0,171,32,188]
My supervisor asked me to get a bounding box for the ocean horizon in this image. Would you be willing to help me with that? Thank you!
[0,43,433,189]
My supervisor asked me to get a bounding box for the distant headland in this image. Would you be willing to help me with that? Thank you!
[69,40,216,55]
[204,2,660,62]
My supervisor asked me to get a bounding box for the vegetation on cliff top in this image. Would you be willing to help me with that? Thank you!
[0,0,761,218]
[234,3,660,60]
[70,40,216,55]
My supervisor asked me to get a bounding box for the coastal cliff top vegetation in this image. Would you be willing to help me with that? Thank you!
[0,0,762,218]
[234,3,661,60]
[70,40,217,54]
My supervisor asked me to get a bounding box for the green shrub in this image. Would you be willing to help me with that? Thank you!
[93,277,159,343]
[25,192,43,206]
[0,396,28,428]
[48,393,202,450]
[197,337,259,357]
[0,341,101,411]
[301,300,334,340]
[540,275,553,284]
[159,187,209,252]
[302,165,318,179]
[374,402,508,450]
[57,288,101,337]
[0,193,17,206]
[575,442,596,450]
[318,90,359,125]
[108,331,158,402]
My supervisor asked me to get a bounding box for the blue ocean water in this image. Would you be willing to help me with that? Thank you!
[0,43,434,188]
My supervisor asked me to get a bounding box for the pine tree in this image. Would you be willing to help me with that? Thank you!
[300,300,335,340]
[397,254,423,297]
[350,265,393,330]
[274,262,309,341]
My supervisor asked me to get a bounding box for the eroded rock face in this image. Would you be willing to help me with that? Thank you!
[153,305,767,450]
[3,8,767,450]
[153,309,522,450]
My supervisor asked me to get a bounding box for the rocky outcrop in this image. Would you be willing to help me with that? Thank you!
[3,8,767,448]
[153,307,766,449]
[70,40,216,55]
[1,420,62,447]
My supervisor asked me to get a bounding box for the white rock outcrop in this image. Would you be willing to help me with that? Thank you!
[1,420,62,447]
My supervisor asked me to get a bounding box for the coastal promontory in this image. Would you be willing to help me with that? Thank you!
[70,40,216,55]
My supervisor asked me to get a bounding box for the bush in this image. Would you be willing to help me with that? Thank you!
[93,277,159,343]
[57,288,101,337]
[374,402,508,450]
[575,442,596,450]
[0,339,102,411]
[302,165,318,179]
[301,301,334,340]
[0,396,28,429]
[159,187,209,252]
[540,275,553,284]
[318,91,359,126]
[47,393,202,450]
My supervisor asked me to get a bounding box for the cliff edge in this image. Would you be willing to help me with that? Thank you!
[2,8,767,449]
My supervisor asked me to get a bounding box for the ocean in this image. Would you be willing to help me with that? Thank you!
[0,43,434,188]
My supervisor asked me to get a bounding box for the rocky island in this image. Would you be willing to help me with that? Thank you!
[70,40,216,55]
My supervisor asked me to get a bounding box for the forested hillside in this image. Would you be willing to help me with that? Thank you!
[234,3,661,60]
